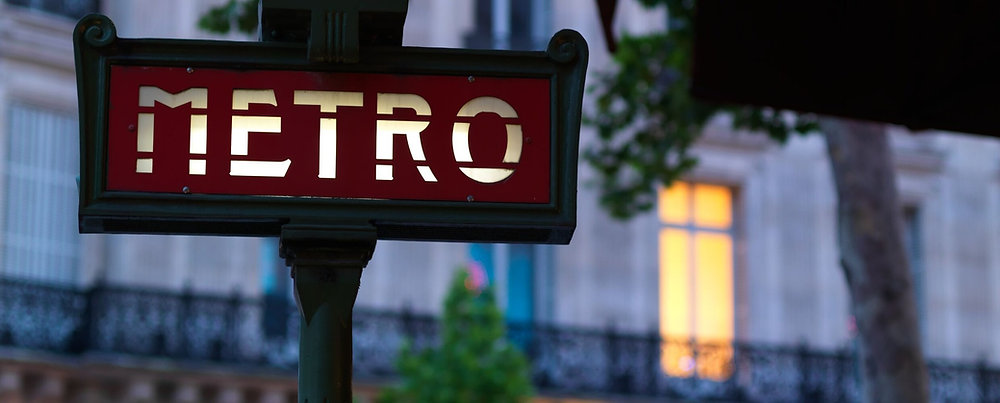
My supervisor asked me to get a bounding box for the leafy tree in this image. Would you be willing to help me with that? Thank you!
[586,1,817,218]
[198,0,258,35]
[378,269,533,403]
[589,1,928,401]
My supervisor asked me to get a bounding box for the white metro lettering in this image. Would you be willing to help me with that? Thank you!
[452,96,523,183]
[293,90,364,179]
[137,86,208,174]
[230,89,290,177]
[134,87,525,183]
[375,93,436,182]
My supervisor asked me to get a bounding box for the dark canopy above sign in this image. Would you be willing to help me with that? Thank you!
[691,1,1000,137]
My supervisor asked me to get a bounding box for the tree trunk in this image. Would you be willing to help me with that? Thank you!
[821,117,929,402]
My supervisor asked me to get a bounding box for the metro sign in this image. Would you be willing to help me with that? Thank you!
[75,15,587,243]
[110,66,550,203]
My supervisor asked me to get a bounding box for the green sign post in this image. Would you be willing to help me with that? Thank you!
[75,0,587,400]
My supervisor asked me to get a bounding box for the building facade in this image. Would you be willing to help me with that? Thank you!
[2,0,1000,401]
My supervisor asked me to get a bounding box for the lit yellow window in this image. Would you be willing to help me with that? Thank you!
[658,181,734,380]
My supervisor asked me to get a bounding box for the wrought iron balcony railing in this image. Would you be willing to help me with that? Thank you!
[0,278,998,402]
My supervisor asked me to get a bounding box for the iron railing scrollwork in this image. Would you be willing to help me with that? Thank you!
[1,278,998,402]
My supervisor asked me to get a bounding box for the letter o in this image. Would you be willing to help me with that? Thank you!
[451,97,523,184]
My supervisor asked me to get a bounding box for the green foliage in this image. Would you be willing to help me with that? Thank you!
[585,0,818,219]
[198,0,258,34]
[378,270,533,403]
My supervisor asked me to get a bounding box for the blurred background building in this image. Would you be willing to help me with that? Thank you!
[2,0,1000,401]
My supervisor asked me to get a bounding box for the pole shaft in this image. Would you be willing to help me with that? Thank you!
[281,225,376,403]
[294,266,362,402]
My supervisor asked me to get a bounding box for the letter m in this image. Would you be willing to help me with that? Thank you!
[135,86,209,174]
[139,87,208,108]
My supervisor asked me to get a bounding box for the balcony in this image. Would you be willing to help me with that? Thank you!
[0,278,998,402]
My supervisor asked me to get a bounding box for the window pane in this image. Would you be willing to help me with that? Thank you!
[659,228,691,376]
[662,339,695,378]
[693,184,731,229]
[695,232,733,379]
[3,104,80,285]
[695,232,733,341]
[658,182,690,224]
[507,244,535,324]
[510,0,533,50]
[659,228,690,337]
[903,207,925,349]
[697,343,733,381]
[5,0,100,19]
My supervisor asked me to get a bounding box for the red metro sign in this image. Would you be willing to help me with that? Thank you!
[108,66,550,204]
[75,16,587,243]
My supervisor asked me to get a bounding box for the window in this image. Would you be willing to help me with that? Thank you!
[468,243,553,326]
[2,104,80,286]
[260,238,292,339]
[902,206,925,349]
[464,0,551,51]
[658,181,734,380]
[5,0,101,20]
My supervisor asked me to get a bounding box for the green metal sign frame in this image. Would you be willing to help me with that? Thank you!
[74,14,587,244]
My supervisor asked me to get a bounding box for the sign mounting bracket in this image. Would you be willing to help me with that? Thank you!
[260,0,409,63]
